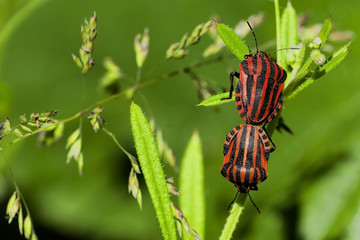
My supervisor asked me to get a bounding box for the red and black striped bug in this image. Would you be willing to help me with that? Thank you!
[222,21,287,127]
[221,124,273,194]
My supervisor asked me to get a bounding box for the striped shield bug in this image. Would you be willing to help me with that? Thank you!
[222,21,288,126]
[221,124,274,193]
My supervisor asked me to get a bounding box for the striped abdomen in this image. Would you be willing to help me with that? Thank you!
[221,124,271,193]
[235,51,286,125]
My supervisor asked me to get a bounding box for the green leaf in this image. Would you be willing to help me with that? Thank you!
[285,42,306,87]
[179,131,205,239]
[219,194,247,240]
[318,17,332,48]
[285,42,350,100]
[313,42,350,80]
[217,23,248,61]
[197,91,234,107]
[280,1,298,68]
[130,102,176,240]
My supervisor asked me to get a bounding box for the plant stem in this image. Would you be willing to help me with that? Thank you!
[219,193,247,240]
[102,127,131,156]
[274,0,281,60]
[0,55,225,152]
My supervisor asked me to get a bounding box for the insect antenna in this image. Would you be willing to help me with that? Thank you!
[227,190,240,211]
[246,21,258,54]
[248,192,261,214]
[269,47,300,55]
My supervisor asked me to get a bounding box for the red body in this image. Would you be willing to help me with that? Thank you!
[221,124,271,193]
[235,51,287,125]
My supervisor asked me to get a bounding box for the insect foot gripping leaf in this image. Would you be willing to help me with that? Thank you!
[221,22,287,127]
[221,124,273,193]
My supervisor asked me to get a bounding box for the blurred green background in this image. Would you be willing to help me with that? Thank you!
[0,0,359,239]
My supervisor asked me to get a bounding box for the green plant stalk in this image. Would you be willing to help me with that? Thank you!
[179,131,205,239]
[0,54,225,152]
[102,127,133,159]
[130,102,177,240]
[274,0,281,63]
[219,194,247,240]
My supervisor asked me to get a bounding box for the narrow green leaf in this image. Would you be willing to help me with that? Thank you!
[197,91,234,107]
[217,23,248,61]
[179,131,205,239]
[219,194,247,240]
[280,1,298,68]
[318,17,332,48]
[130,102,176,240]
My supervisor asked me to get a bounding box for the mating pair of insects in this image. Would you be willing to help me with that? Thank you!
[220,22,292,211]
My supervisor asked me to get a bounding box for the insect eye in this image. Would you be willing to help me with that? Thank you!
[244,54,252,59]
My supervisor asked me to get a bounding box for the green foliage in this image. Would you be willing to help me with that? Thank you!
[0,1,355,240]
[130,102,177,240]
[219,194,247,240]
[179,131,205,239]
[280,1,298,69]
[197,91,234,107]
[216,23,248,61]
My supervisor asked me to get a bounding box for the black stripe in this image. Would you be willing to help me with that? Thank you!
[252,56,257,75]
[252,168,258,185]
[241,59,249,75]
[260,55,268,76]
[264,82,279,122]
[259,166,267,182]
[223,143,229,156]
[277,65,287,83]
[235,165,241,187]
[250,73,265,120]
[235,127,246,167]
[255,129,262,169]
[257,75,275,122]
[245,75,254,111]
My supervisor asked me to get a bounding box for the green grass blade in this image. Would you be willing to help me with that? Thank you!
[130,102,176,240]
[197,92,234,107]
[179,131,205,239]
[217,23,248,61]
[280,1,298,69]
[219,194,247,240]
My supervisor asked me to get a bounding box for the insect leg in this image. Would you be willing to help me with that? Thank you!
[262,126,276,153]
[222,71,240,100]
